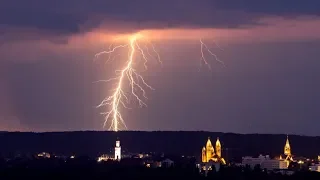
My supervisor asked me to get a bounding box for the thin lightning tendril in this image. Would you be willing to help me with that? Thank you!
[95,34,224,132]
[95,34,161,132]
[200,39,225,69]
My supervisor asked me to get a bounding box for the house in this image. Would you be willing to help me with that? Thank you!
[161,158,174,168]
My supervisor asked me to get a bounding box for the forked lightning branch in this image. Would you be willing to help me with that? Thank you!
[95,33,223,131]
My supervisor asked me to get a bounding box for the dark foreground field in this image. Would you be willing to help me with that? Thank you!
[0,159,319,180]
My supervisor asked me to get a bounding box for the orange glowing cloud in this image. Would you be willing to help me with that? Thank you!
[70,16,320,44]
[1,16,320,63]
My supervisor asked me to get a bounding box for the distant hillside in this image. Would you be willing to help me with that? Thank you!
[0,131,319,161]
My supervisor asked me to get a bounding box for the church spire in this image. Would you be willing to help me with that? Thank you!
[284,135,291,156]
[205,137,214,162]
[202,146,207,163]
[206,137,213,151]
[215,137,221,158]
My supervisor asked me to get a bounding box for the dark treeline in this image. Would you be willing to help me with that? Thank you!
[1,131,320,161]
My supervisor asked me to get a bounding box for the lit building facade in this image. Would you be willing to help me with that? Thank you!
[309,163,320,172]
[242,155,288,170]
[242,136,295,170]
[115,139,121,161]
[37,152,50,159]
[98,154,112,162]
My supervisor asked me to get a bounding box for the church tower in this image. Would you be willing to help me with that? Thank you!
[215,137,221,158]
[284,135,291,156]
[205,137,215,162]
[115,139,121,161]
[283,135,293,166]
[202,146,207,163]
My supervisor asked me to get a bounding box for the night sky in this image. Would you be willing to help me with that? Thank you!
[1,0,320,135]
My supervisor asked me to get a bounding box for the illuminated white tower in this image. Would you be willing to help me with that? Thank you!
[114,139,121,161]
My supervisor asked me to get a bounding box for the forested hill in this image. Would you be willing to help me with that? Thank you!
[0,131,319,161]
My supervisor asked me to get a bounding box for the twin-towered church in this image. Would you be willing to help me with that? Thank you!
[201,137,226,165]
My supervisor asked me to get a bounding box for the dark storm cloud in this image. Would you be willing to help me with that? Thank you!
[213,0,320,15]
[1,0,319,36]
[0,10,83,35]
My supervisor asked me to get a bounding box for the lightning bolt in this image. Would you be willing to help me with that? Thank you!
[200,39,225,69]
[95,33,224,132]
[94,33,161,132]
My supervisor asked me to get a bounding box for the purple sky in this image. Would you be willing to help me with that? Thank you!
[1,0,320,135]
